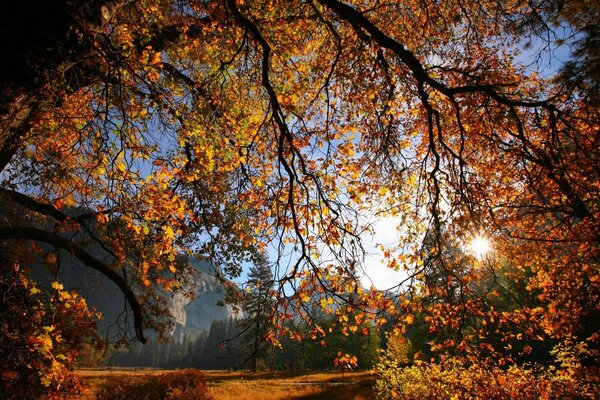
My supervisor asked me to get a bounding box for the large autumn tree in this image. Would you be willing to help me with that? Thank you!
[0,0,598,396]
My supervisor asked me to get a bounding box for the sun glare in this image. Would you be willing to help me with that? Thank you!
[467,236,492,260]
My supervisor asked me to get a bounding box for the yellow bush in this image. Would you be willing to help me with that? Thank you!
[375,358,599,399]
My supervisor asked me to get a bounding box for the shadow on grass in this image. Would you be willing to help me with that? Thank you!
[203,370,318,382]
[294,380,376,400]
[203,369,372,383]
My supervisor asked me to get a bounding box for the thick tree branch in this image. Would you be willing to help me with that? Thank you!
[0,189,119,258]
[317,0,550,107]
[0,226,146,343]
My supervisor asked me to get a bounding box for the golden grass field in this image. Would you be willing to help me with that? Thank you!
[75,368,376,399]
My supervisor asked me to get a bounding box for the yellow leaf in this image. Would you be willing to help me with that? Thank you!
[163,225,175,239]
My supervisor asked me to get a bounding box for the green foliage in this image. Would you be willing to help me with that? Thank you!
[198,318,242,369]
[274,317,381,370]
[239,256,276,370]
[96,369,213,400]
[325,321,381,369]
[109,336,198,369]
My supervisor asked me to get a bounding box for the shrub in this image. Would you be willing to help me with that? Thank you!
[96,369,213,400]
[375,350,599,399]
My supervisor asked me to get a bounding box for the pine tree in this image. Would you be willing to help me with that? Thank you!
[239,256,275,370]
[191,331,207,369]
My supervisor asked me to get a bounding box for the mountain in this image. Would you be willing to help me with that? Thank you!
[169,257,242,342]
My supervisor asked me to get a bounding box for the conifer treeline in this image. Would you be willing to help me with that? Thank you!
[109,318,241,369]
[108,316,381,370]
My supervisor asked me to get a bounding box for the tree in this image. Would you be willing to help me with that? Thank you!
[0,254,100,399]
[196,319,240,369]
[0,0,598,394]
[239,256,276,370]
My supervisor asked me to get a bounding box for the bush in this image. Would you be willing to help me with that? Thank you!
[375,355,599,399]
[96,369,213,400]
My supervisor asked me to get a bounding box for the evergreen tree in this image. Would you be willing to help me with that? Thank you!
[190,331,207,369]
[239,256,275,370]
[199,319,241,369]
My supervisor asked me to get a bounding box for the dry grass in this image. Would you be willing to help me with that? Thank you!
[76,368,166,399]
[76,368,376,400]
[203,370,375,400]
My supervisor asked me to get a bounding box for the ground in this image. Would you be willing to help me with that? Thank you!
[75,368,376,399]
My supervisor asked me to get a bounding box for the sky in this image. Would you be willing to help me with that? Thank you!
[359,215,407,290]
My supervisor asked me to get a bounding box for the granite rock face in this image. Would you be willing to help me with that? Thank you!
[169,258,242,342]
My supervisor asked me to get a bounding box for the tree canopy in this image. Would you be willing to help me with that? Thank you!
[0,0,598,396]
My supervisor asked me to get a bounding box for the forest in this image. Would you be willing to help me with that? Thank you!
[0,0,598,399]
[108,317,381,371]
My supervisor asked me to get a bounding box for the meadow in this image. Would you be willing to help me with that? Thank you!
[76,368,376,400]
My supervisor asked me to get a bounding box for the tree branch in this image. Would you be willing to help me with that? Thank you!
[316,0,550,107]
[0,226,146,343]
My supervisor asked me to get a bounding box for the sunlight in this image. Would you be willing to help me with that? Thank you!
[360,215,408,290]
[467,235,492,260]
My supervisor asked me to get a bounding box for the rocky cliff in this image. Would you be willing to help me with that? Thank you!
[169,257,242,342]
[31,253,240,342]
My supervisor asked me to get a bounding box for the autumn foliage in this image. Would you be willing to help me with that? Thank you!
[0,0,599,398]
[375,357,600,400]
[0,257,100,399]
